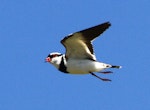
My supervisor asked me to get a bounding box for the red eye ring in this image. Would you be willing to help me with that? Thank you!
[45,57,51,62]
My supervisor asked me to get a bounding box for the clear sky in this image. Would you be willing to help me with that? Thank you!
[0,0,150,110]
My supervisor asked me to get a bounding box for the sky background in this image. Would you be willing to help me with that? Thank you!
[0,0,150,110]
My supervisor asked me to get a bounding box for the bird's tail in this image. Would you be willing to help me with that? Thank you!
[111,65,122,69]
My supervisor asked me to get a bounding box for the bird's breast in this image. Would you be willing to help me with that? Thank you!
[66,59,105,74]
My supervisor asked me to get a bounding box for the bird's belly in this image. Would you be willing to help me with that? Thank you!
[66,59,105,74]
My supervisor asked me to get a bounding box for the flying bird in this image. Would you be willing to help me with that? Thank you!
[45,22,121,81]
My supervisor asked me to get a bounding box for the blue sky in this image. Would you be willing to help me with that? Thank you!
[0,0,150,110]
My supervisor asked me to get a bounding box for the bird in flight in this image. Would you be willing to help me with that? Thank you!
[45,22,121,81]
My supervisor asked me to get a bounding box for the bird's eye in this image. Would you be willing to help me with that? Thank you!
[47,53,62,58]
[52,54,58,57]
[50,54,59,58]
[47,54,55,58]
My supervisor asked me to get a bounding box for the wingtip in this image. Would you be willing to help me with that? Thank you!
[104,21,111,27]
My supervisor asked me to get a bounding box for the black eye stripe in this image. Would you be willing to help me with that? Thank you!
[47,54,52,58]
[47,54,62,58]
[57,54,63,56]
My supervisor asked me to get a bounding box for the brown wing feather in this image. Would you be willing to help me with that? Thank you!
[78,22,111,54]
[61,22,111,60]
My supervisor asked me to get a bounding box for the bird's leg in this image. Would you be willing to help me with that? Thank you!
[99,71,113,74]
[90,72,111,81]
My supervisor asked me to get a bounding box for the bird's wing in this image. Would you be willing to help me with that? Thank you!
[61,22,111,60]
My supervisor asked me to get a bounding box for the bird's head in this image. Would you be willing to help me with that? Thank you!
[45,52,63,68]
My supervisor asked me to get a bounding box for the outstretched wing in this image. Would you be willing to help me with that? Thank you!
[61,22,111,60]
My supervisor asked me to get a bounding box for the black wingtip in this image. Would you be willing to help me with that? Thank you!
[103,21,111,25]
[101,21,111,28]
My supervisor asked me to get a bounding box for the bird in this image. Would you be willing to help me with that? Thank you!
[45,22,121,81]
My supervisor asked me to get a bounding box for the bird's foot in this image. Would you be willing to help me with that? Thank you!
[99,71,113,74]
[90,72,111,81]
[100,78,112,81]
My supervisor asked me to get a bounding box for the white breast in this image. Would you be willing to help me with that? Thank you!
[66,59,108,74]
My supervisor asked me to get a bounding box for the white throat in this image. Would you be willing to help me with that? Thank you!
[50,54,66,69]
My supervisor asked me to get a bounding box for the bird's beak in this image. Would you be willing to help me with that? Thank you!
[45,57,51,62]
